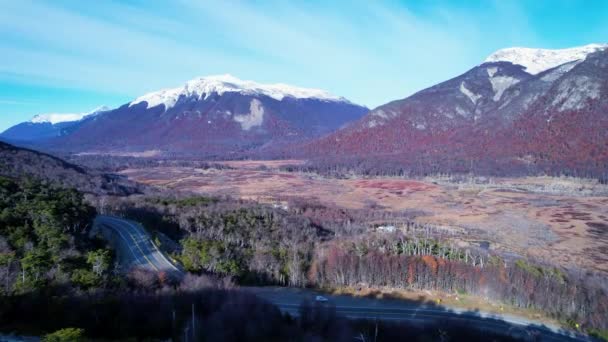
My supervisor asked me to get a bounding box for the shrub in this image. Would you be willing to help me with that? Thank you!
[43,328,85,342]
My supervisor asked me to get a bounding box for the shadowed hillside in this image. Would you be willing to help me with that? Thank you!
[0,141,142,196]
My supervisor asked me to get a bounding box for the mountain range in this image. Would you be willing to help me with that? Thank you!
[2,44,607,176]
[1,75,367,157]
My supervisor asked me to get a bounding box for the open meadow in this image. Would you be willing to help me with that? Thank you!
[120,160,608,275]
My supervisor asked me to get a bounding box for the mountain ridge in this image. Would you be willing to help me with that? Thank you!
[1,106,111,142]
[299,44,608,178]
[130,74,354,111]
[30,105,111,124]
[1,75,368,156]
[484,43,608,75]
[0,141,141,195]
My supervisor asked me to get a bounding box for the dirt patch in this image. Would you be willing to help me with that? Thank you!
[586,222,608,241]
[354,179,436,192]
[561,211,593,221]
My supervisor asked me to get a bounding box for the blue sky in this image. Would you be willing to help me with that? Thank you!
[1,0,607,131]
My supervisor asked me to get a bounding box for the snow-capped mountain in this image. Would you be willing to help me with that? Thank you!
[303,43,608,177]
[484,43,607,75]
[130,74,348,111]
[1,106,110,142]
[15,75,367,155]
[30,106,111,124]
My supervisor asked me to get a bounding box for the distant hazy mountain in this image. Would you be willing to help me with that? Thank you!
[303,44,608,177]
[7,75,367,156]
[0,106,110,142]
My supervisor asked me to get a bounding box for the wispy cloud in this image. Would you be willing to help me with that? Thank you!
[0,0,503,108]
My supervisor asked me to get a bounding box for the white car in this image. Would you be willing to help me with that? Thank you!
[315,295,329,302]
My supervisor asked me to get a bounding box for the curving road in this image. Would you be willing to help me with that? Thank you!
[94,215,182,278]
[246,287,590,342]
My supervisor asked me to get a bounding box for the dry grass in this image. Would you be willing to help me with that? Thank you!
[120,161,608,274]
[75,150,162,157]
[216,159,306,169]
[327,286,561,327]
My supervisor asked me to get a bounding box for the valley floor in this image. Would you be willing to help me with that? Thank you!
[120,160,608,275]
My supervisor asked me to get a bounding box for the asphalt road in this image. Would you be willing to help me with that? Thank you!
[94,215,182,277]
[246,287,590,342]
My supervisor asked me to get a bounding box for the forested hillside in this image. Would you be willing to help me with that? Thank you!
[0,141,142,196]
[300,47,608,179]
[0,177,112,293]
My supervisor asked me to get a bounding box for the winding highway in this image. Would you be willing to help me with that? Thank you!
[246,287,589,341]
[94,215,182,278]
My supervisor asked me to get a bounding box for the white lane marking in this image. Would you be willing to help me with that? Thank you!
[98,218,145,268]
[101,217,159,271]
[268,302,563,332]
[117,218,180,272]
[277,308,542,332]
[267,302,463,314]
[128,221,180,271]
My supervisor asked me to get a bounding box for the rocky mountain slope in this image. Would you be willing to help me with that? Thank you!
[302,44,608,178]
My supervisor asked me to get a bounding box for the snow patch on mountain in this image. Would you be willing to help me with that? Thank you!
[459,82,481,104]
[30,106,110,124]
[551,76,601,111]
[484,43,607,75]
[366,108,400,128]
[489,76,520,101]
[372,110,385,119]
[540,60,581,82]
[234,99,265,130]
[455,106,468,117]
[130,74,349,111]
[486,67,498,77]
[371,109,392,120]
[130,88,182,111]
[415,123,426,130]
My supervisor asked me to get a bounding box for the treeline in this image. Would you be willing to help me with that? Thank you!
[0,177,113,294]
[310,237,608,330]
[280,155,608,183]
[104,194,608,332]
[66,154,235,173]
